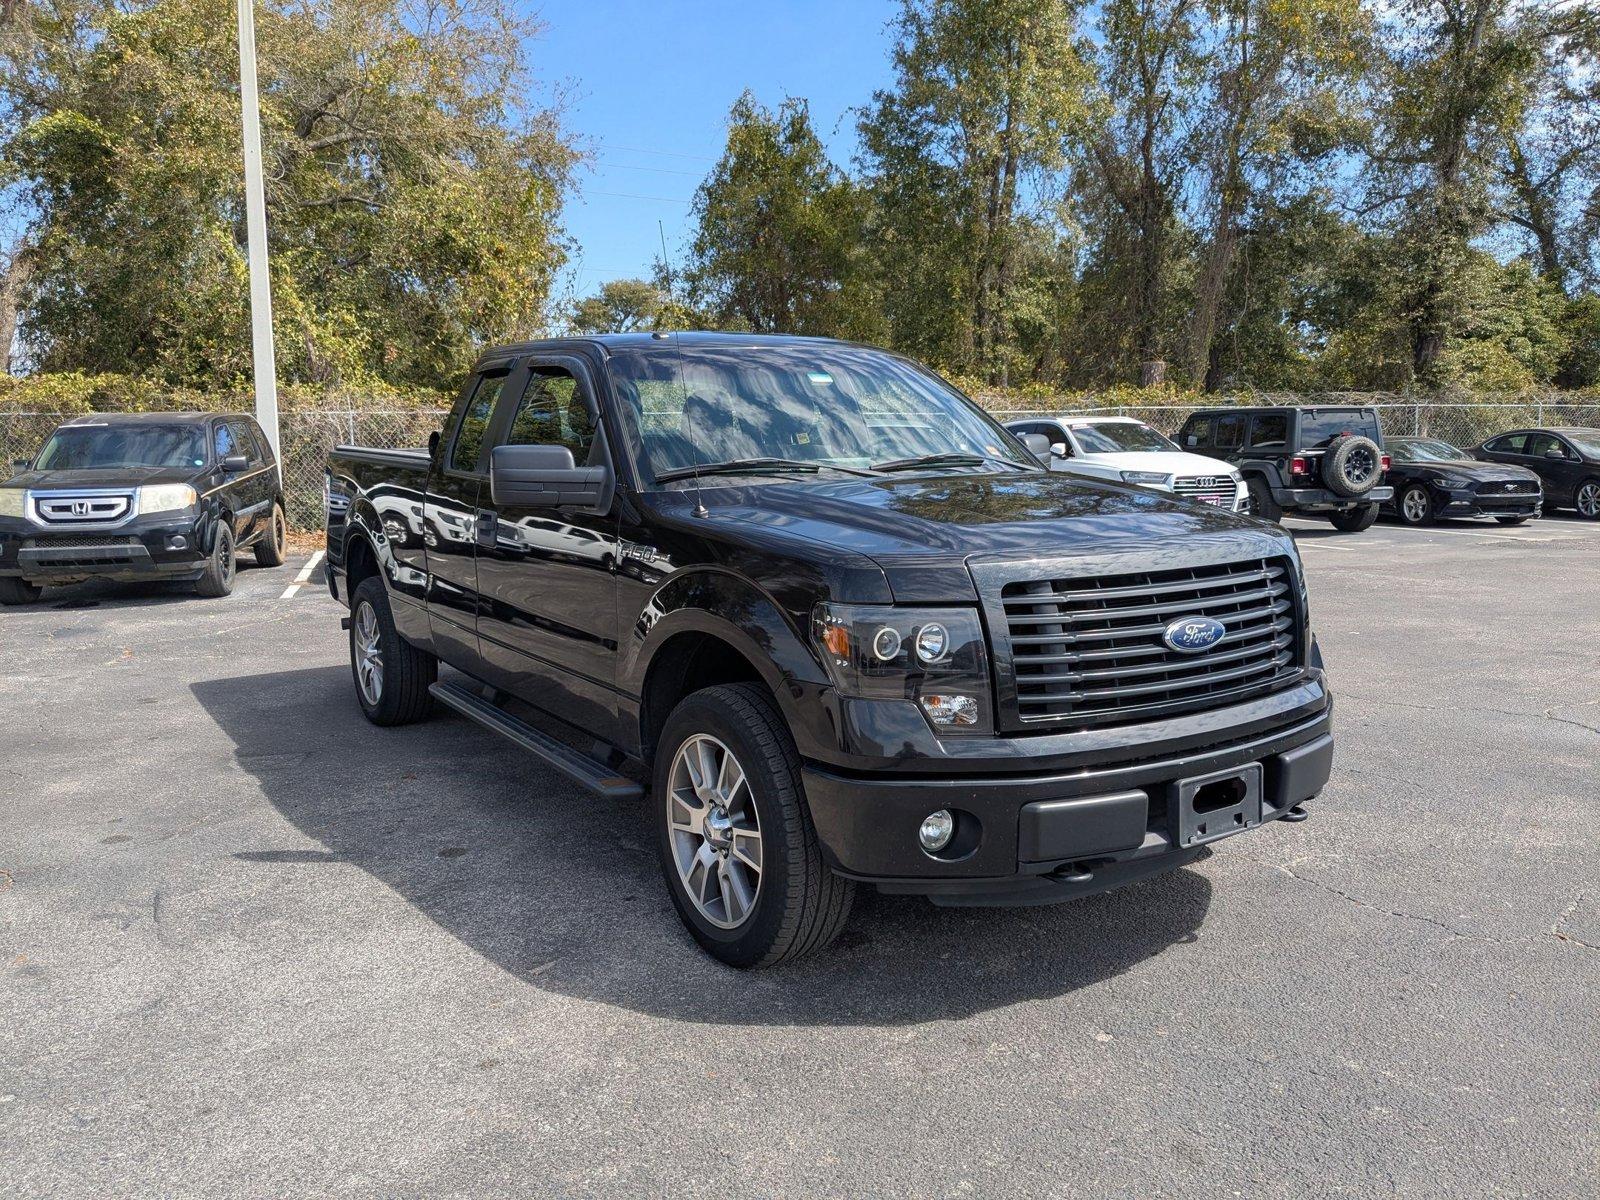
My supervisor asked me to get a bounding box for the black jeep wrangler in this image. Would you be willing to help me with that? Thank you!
[1176,406,1392,532]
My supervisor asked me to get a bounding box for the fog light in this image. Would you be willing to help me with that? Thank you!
[168,534,187,549]
[919,809,955,852]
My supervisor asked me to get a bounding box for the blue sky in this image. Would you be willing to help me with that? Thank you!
[531,1,899,300]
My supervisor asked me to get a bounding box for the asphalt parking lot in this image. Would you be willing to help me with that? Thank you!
[4,515,1598,1198]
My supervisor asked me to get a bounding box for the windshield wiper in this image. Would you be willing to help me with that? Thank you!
[871,451,1031,473]
[655,457,876,483]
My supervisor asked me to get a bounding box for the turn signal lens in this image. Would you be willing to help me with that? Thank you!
[919,693,980,727]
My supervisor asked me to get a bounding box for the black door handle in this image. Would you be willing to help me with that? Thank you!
[475,509,497,547]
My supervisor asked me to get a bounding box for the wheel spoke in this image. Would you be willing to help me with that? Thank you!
[720,860,754,924]
[664,732,763,930]
[716,753,745,807]
[731,828,762,873]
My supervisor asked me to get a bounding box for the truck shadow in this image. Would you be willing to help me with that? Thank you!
[191,666,1212,1027]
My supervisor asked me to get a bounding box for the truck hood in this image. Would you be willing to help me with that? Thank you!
[683,470,1295,602]
[6,465,203,490]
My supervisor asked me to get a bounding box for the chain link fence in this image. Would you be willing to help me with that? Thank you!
[4,399,1597,529]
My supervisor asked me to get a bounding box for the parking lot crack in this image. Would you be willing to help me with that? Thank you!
[1256,858,1504,944]
[1551,895,1598,951]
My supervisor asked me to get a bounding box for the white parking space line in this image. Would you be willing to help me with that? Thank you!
[279,550,325,600]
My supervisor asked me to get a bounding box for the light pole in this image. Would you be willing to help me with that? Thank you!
[236,0,279,457]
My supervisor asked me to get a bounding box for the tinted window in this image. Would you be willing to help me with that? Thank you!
[504,368,597,463]
[1181,416,1212,448]
[227,421,257,464]
[1486,434,1527,454]
[1249,413,1288,448]
[1300,409,1381,446]
[214,423,237,459]
[1215,415,1245,449]
[1526,433,1570,459]
[1069,421,1176,453]
[451,373,506,472]
[244,420,274,462]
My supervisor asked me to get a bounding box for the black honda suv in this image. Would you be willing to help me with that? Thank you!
[1176,406,1392,531]
[0,411,287,603]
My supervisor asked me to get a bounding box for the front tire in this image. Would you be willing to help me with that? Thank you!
[0,577,42,606]
[1576,478,1600,521]
[194,522,237,597]
[1396,484,1435,526]
[255,503,287,566]
[1328,503,1379,532]
[654,683,855,968]
[1246,476,1281,523]
[349,576,436,725]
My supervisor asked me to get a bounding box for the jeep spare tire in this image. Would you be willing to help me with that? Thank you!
[1321,434,1382,497]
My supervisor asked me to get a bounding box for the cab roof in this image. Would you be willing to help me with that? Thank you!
[57,411,235,426]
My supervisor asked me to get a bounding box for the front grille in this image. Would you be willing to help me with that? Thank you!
[32,492,134,524]
[1172,476,1237,507]
[1000,558,1300,728]
[23,534,138,550]
[1473,479,1538,495]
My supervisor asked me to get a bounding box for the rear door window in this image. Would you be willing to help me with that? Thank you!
[1215,415,1245,449]
[1300,409,1381,447]
[1485,434,1527,454]
[1249,413,1288,448]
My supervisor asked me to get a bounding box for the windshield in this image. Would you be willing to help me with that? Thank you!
[35,424,207,471]
[1069,421,1176,454]
[1390,438,1464,463]
[1565,431,1600,458]
[605,341,1033,484]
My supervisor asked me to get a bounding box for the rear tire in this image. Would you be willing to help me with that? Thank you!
[194,523,237,597]
[1328,503,1379,533]
[0,577,42,605]
[254,503,287,567]
[654,683,855,968]
[1246,476,1281,523]
[349,576,436,726]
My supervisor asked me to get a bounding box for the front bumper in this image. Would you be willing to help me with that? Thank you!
[1438,491,1541,519]
[1272,486,1392,511]
[803,704,1332,905]
[0,516,210,583]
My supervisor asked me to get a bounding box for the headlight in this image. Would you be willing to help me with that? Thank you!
[1435,475,1469,489]
[812,603,993,735]
[0,489,23,519]
[1120,470,1172,488]
[137,483,197,515]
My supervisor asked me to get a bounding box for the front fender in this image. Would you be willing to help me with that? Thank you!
[623,568,843,761]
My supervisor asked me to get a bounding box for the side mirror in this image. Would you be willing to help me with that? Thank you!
[1021,433,1052,465]
[1050,442,1069,459]
[1544,448,1565,460]
[12,459,29,472]
[490,444,612,510]
[428,430,441,459]
[222,453,249,472]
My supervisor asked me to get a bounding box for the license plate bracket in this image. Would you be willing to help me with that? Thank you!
[1171,762,1263,848]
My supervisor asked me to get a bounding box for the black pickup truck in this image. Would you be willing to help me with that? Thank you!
[325,334,1334,966]
[1,411,286,603]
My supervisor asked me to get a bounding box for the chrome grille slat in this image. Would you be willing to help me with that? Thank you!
[999,557,1302,727]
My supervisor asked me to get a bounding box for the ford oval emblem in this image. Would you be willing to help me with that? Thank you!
[1163,615,1227,653]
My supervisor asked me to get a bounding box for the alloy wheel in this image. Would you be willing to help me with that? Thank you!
[1579,482,1600,519]
[666,734,763,929]
[353,600,384,705]
[1402,488,1428,523]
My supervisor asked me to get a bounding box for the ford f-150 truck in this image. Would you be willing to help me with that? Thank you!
[325,334,1333,967]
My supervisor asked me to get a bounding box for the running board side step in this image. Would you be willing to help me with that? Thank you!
[428,681,643,800]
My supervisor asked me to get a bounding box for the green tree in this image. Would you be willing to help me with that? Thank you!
[570,278,667,333]
[1,0,576,390]
[858,0,1088,381]
[685,91,868,336]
